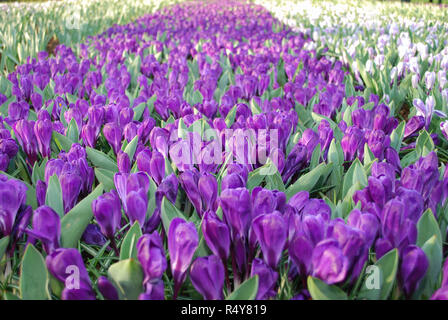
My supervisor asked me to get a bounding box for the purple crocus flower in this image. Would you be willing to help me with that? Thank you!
[0,176,27,236]
[149,150,165,185]
[27,205,60,254]
[179,169,202,215]
[441,120,448,140]
[117,150,131,173]
[202,210,230,261]
[81,224,106,246]
[103,122,123,154]
[250,258,278,300]
[413,97,446,129]
[59,167,83,213]
[137,232,167,286]
[282,143,307,183]
[400,245,429,297]
[198,173,218,213]
[34,119,52,158]
[341,126,364,161]
[92,190,122,239]
[35,180,47,207]
[190,255,224,300]
[46,248,95,300]
[168,217,198,299]
[220,187,252,238]
[98,276,119,300]
[13,119,38,165]
[311,239,349,285]
[252,211,287,269]
[114,172,150,226]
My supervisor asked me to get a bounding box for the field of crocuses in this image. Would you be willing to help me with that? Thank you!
[0,0,447,301]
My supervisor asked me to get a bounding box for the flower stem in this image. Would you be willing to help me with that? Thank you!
[109,237,120,256]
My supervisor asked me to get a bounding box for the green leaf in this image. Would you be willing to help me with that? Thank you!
[4,292,21,300]
[52,131,74,152]
[225,105,237,127]
[45,174,64,217]
[66,118,79,143]
[226,276,259,300]
[20,244,51,300]
[132,102,146,121]
[123,135,138,161]
[342,159,366,199]
[417,209,442,247]
[107,259,144,300]
[363,143,375,166]
[415,130,434,158]
[61,184,104,248]
[86,147,118,172]
[390,121,405,152]
[307,276,348,300]
[286,162,332,200]
[120,222,142,261]
[414,235,443,299]
[0,236,10,260]
[94,168,116,192]
[357,249,399,300]
[160,197,186,234]
[310,143,321,169]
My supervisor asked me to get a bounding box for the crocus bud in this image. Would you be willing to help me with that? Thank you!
[312,239,349,284]
[168,217,198,298]
[341,126,364,161]
[29,205,60,254]
[92,190,122,239]
[198,173,218,213]
[190,255,224,300]
[149,150,165,185]
[139,280,165,300]
[0,176,27,236]
[81,124,98,148]
[60,169,82,213]
[300,129,319,161]
[252,212,287,268]
[179,169,202,215]
[137,232,167,284]
[425,71,435,91]
[412,74,420,89]
[290,231,314,276]
[251,187,276,218]
[400,245,429,297]
[81,224,106,246]
[13,119,38,164]
[103,122,122,154]
[124,122,138,143]
[221,172,245,190]
[202,210,230,261]
[35,180,47,207]
[34,119,52,158]
[220,187,252,238]
[125,190,148,226]
[282,144,307,183]
[250,258,278,300]
[98,276,119,300]
[149,127,170,158]
[30,92,43,111]
[117,150,131,173]
[46,248,95,300]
